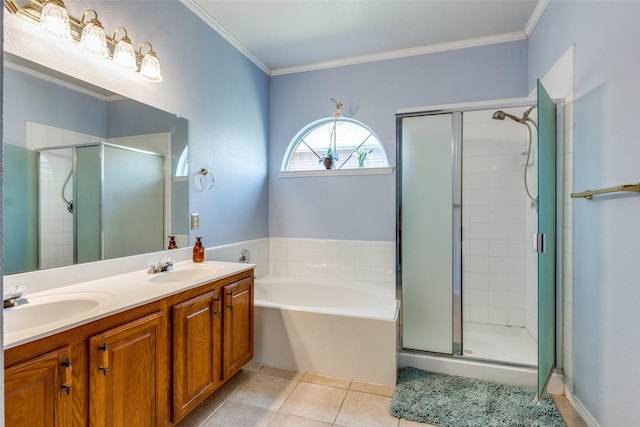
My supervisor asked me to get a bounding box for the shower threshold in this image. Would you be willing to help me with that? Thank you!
[398,350,563,393]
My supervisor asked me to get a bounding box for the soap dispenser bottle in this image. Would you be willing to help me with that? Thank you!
[193,237,205,263]
[168,235,178,249]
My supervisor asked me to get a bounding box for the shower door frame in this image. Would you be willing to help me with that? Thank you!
[396,100,563,368]
[38,142,166,266]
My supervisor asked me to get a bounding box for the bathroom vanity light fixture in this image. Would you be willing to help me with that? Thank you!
[138,42,163,82]
[112,27,137,71]
[39,0,71,40]
[79,9,108,57]
[3,0,163,82]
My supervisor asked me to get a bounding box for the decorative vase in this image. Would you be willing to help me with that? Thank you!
[322,157,335,169]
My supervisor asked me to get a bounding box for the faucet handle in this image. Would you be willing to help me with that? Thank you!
[147,259,160,274]
[3,285,28,308]
[161,257,174,271]
[4,285,26,300]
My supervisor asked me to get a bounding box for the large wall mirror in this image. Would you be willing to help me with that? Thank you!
[3,53,189,275]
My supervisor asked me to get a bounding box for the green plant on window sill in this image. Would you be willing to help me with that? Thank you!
[357,147,373,168]
[320,147,339,169]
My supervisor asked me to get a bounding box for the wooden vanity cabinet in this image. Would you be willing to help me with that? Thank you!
[4,346,73,426]
[222,276,254,379]
[172,289,223,422]
[4,299,171,427]
[171,274,254,422]
[4,269,254,427]
[88,311,168,427]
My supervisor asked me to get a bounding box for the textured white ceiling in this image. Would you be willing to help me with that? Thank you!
[184,0,543,75]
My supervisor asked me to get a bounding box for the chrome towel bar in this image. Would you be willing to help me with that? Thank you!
[571,183,640,200]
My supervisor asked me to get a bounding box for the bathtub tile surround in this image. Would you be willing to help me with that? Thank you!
[5,236,384,295]
[270,237,395,284]
[3,237,269,295]
[206,238,270,277]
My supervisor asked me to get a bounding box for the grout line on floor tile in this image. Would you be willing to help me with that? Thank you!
[259,375,302,414]
[197,369,261,425]
[328,386,350,426]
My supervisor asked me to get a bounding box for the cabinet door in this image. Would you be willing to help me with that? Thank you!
[222,277,254,379]
[173,289,222,422]
[89,311,168,427]
[5,346,72,427]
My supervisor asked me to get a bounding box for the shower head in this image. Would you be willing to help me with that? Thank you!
[492,106,537,125]
[491,110,524,123]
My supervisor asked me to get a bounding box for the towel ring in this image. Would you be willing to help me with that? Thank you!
[199,168,214,191]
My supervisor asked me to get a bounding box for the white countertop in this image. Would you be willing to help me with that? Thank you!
[3,260,254,349]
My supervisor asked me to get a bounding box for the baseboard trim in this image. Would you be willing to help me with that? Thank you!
[565,389,600,427]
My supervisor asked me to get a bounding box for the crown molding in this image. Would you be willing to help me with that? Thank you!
[525,0,551,37]
[180,0,271,76]
[182,0,538,78]
[271,32,527,76]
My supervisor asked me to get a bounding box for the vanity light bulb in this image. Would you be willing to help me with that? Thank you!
[39,0,72,41]
[80,22,109,57]
[139,52,163,82]
[113,39,137,71]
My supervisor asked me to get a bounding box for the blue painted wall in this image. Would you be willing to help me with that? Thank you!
[3,67,108,146]
[4,1,640,423]
[529,1,640,425]
[4,0,270,248]
[269,41,528,240]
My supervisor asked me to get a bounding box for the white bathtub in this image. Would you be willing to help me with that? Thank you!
[253,275,399,386]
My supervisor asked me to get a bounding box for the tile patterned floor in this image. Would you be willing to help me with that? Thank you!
[177,362,586,427]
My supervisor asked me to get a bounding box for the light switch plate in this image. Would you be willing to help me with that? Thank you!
[190,213,199,230]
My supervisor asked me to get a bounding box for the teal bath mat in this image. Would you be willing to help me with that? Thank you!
[391,367,565,427]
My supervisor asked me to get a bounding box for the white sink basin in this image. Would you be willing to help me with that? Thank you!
[4,292,112,333]
[148,267,219,284]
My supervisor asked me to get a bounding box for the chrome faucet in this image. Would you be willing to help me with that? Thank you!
[239,249,251,263]
[4,285,28,308]
[147,258,174,274]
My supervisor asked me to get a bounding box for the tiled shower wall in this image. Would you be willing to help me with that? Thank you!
[28,122,101,269]
[462,109,536,329]
[38,149,74,269]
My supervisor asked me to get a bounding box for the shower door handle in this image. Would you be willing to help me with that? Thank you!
[533,233,545,253]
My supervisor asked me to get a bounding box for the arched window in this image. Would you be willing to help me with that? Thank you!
[282,117,389,171]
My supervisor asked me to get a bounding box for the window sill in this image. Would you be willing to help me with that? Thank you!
[279,166,394,178]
